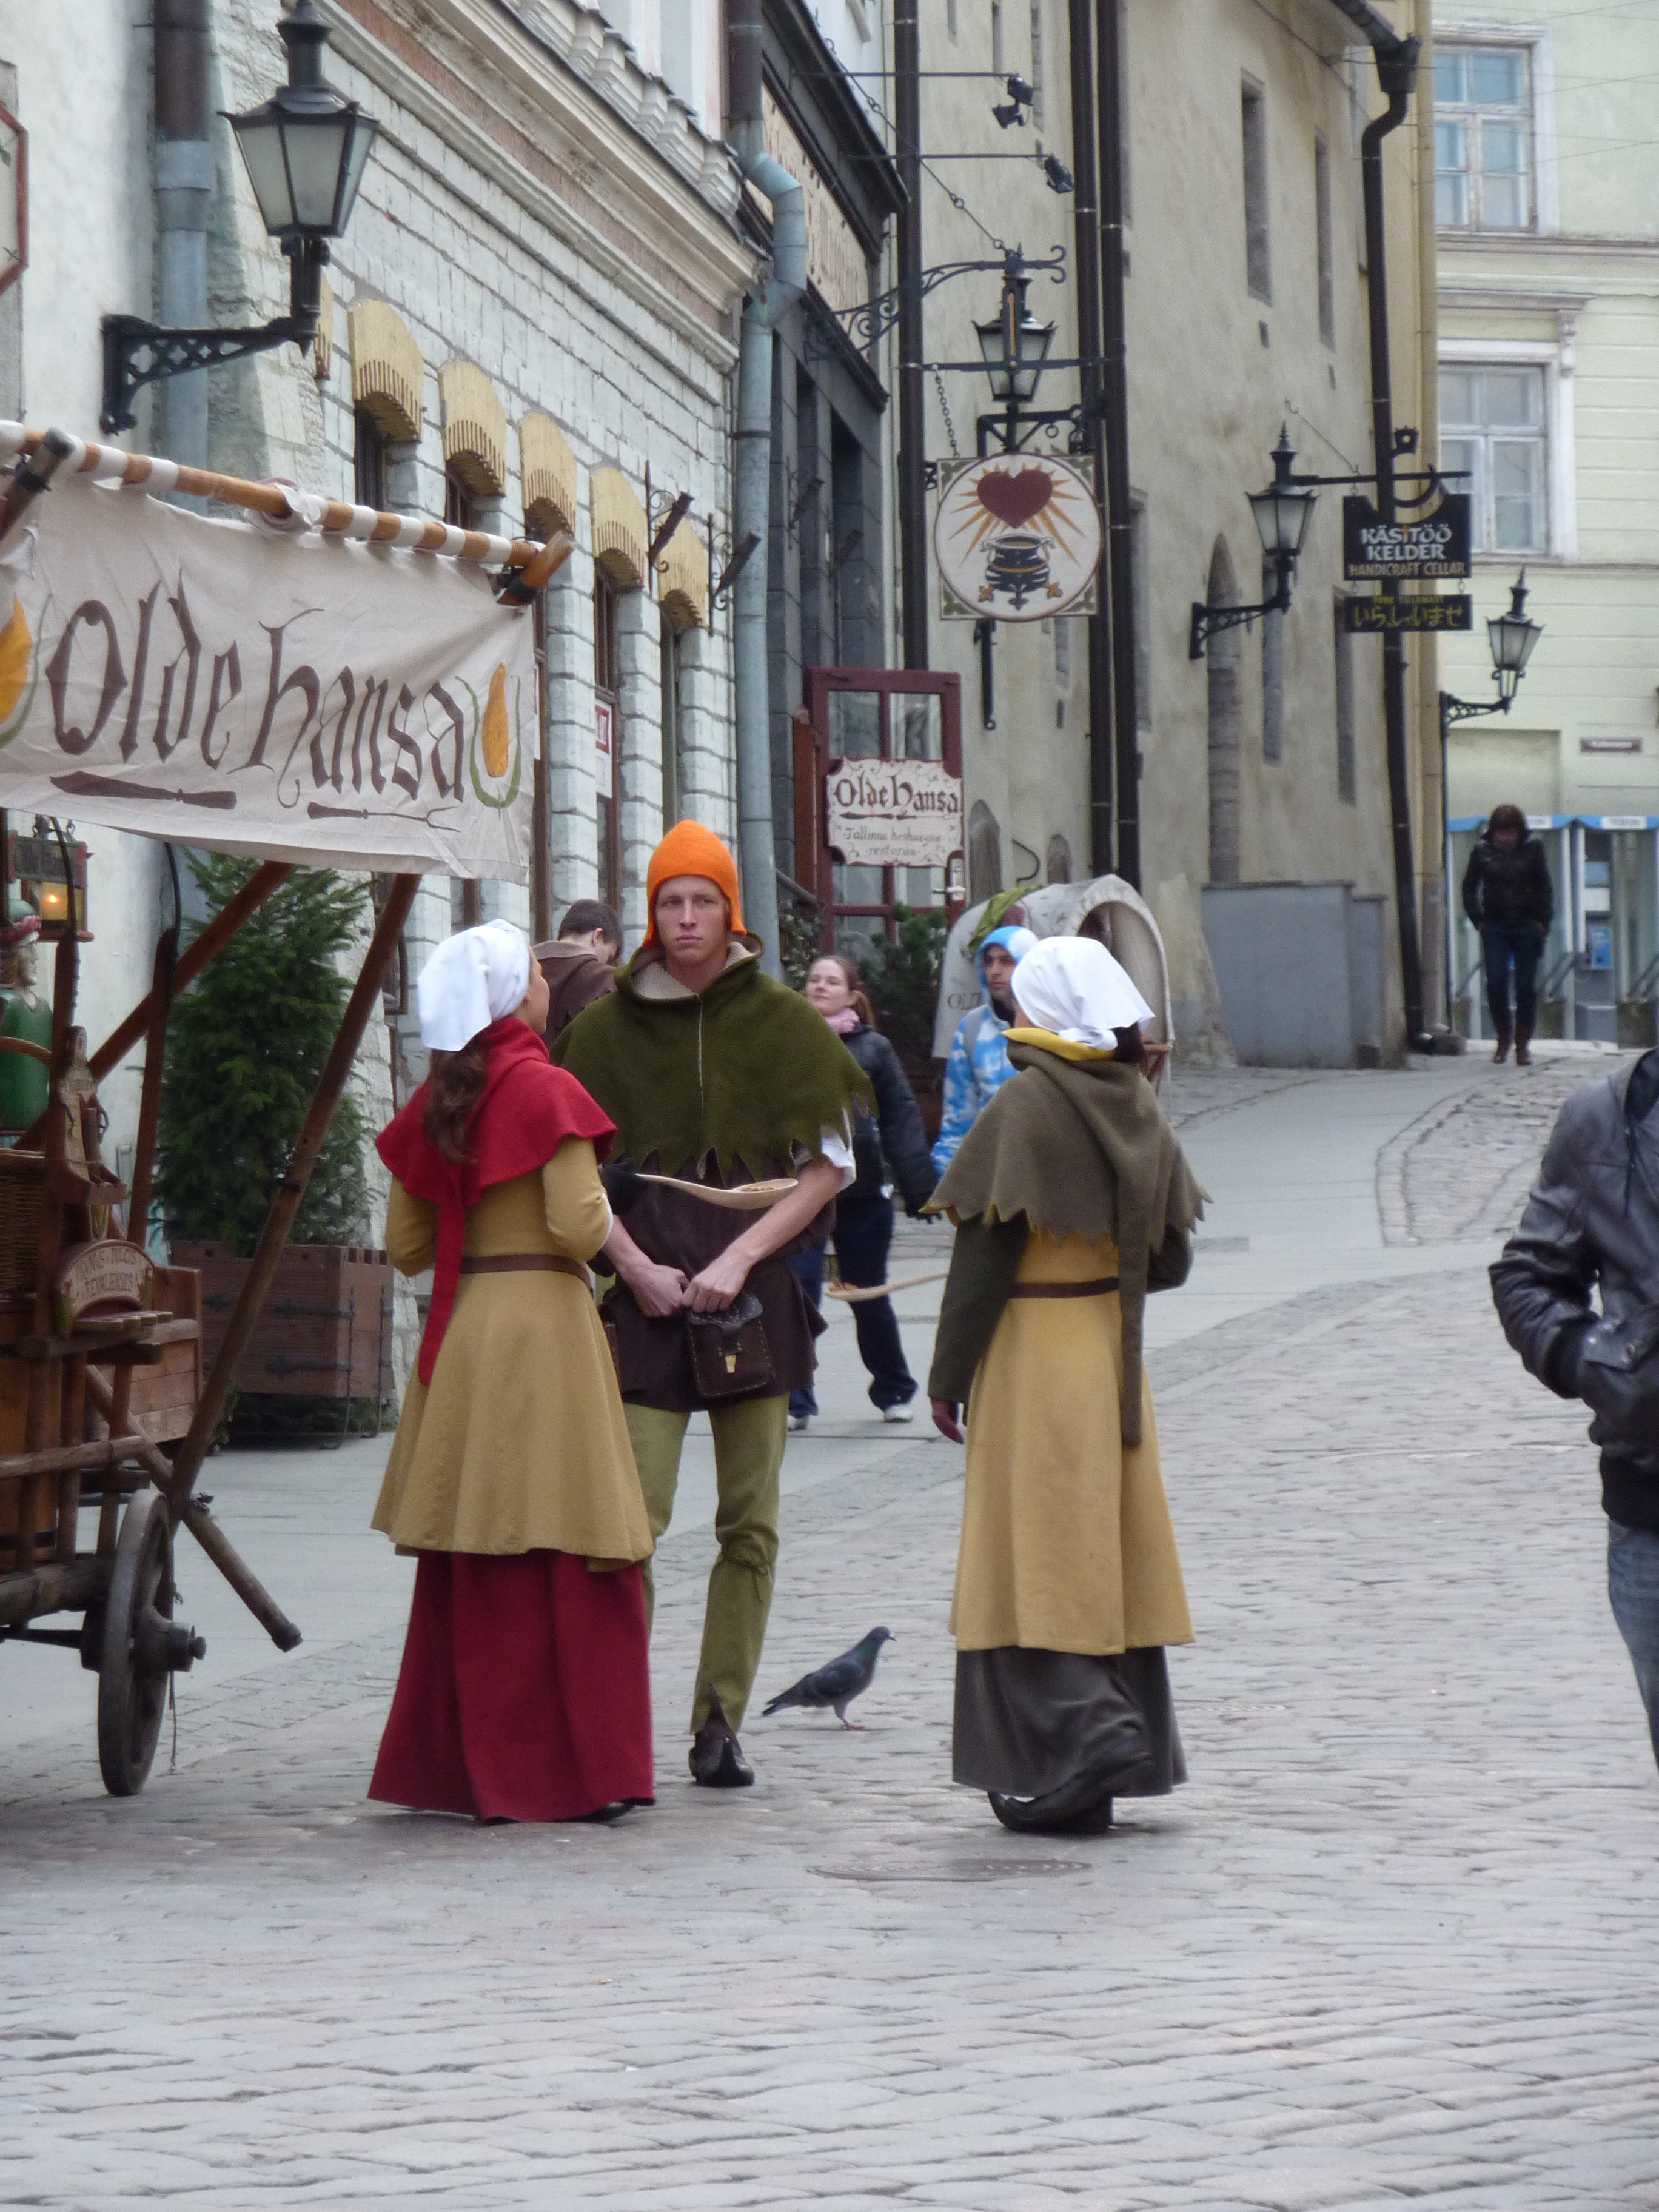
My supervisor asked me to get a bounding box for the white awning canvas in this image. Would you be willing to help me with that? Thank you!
[0,468,537,879]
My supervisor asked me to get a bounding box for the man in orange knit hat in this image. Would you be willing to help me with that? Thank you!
[554,822,873,1788]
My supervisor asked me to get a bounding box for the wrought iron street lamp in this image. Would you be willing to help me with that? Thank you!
[974,263,1056,407]
[1441,571,1541,737]
[101,1,377,433]
[1190,428,1319,657]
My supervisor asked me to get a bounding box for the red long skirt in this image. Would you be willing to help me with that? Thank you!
[369,1550,654,1822]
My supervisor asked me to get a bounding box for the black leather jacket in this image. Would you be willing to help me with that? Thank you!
[840,1023,936,1215]
[1491,1052,1659,1528]
[1461,832,1554,933]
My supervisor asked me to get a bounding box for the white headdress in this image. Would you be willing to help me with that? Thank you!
[415,920,531,1051]
[1010,936,1154,1049]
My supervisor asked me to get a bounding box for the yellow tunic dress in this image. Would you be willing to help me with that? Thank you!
[951,1223,1192,1658]
[371,1138,652,1564]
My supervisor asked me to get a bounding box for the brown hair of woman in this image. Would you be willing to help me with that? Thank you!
[424,1039,489,1164]
[809,948,877,1029]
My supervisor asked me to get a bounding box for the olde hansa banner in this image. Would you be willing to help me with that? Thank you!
[0,463,537,878]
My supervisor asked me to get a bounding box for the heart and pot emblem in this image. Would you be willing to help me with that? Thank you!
[974,468,1055,529]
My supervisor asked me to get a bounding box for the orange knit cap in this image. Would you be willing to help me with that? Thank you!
[642,820,746,948]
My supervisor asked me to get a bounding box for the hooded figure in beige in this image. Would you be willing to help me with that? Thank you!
[927,936,1205,1837]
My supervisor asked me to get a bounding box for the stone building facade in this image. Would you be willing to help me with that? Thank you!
[1434,0,1659,1043]
[0,0,764,1293]
[911,0,1440,1056]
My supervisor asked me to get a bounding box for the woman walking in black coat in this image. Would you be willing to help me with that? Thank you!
[788,951,936,1427]
[1461,801,1554,1064]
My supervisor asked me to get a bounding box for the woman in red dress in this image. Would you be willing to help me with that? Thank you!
[370,920,655,1822]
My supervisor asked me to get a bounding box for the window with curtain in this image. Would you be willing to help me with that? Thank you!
[354,408,386,511]
[594,573,622,910]
[1435,45,1533,231]
[660,617,682,830]
[1333,597,1356,805]
[1440,364,1547,552]
[444,468,477,532]
[1315,134,1335,348]
[1242,81,1270,303]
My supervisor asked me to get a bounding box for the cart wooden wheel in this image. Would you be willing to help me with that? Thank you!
[96,1486,205,1797]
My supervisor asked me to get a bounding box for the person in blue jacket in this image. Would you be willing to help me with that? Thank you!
[931,924,1038,1176]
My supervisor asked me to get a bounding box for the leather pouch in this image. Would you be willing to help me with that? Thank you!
[686,1291,774,1399]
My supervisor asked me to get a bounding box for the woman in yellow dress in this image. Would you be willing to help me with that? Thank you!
[928,936,1205,1835]
[370,920,654,1823]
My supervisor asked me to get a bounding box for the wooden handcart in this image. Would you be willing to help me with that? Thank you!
[0,426,563,1793]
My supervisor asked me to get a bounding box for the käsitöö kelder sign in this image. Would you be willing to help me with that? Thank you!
[1342,492,1470,582]
[0,478,535,877]
[826,757,963,868]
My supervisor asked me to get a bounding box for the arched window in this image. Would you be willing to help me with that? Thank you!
[968,800,1004,903]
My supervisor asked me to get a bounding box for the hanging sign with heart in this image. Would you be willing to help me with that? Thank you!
[934,454,1102,623]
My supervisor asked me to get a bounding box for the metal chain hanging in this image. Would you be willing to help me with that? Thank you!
[934,369,960,458]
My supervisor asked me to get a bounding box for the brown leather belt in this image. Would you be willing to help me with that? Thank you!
[1008,1276,1120,1299]
[459,1254,589,1281]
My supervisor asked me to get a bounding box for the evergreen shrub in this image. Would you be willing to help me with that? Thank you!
[155,857,370,1256]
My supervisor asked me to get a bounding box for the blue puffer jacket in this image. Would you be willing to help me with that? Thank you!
[930,925,1033,1174]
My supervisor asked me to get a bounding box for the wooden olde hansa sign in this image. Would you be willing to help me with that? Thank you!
[1342,492,1471,583]
[935,455,1102,622]
[53,1239,152,1335]
[0,464,537,877]
[826,757,964,869]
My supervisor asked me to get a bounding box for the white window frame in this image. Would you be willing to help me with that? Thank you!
[1433,24,1558,238]
[1439,333,1575,560]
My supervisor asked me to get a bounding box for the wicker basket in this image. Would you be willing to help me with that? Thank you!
[0,1148,43,1296]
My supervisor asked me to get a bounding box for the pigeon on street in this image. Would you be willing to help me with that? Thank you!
[762,1627,893,1729]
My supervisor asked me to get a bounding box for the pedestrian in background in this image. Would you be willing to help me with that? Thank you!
[534,897,623,1038]
[788,951,936,1431]
[1491,1045,1659,1768]
[931,922,1037,1173]
[1461,803,1553,1065]
[928,936,1204,1837]
[369,921,654,1825]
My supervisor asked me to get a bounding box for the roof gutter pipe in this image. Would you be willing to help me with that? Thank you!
[1342,6,1427,1050]
[728,0,806,979]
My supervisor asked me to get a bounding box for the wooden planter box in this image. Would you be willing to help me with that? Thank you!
[170,1242,393,1401]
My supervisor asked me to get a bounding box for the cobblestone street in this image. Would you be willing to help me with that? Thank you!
[5,1051,1657,2210]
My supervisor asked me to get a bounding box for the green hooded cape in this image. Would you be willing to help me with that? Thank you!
[928,1041,1205,1444]
[552,948,874,1180]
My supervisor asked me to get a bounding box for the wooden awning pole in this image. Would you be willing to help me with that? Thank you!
[163,874,420,1513]
[88,861,292,1081]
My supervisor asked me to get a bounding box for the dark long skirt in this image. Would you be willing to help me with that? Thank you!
[953,1644,1186,1800]
[370,1550,654,1821]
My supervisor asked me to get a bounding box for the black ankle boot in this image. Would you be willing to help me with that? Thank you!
[689,1692,754,1788]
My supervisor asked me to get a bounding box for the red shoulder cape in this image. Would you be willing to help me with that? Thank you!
[376,1017,615,1384]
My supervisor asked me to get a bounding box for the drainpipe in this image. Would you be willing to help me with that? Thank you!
[154,0,212,476]
[1361,37,1426,1050]
[1346,10,1427,1048]
[894,0,927,670]
[1068,1,1113,879]
[1096,0,1137,886]
[728,0,806,977]
[1413,0,1447,1031]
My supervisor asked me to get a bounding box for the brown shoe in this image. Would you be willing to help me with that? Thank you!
[1515,1028,1533,1067]
[689,1692,754,1788]
[1493,1024,1512,1064]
